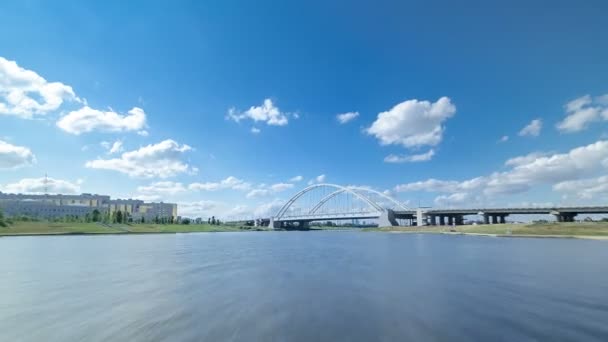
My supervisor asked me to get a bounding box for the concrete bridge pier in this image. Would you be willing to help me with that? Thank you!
[553,212,577,222]
[378,209,399,228]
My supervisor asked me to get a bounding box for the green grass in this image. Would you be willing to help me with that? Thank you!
[0,221,255,236]
[364,222,608,237]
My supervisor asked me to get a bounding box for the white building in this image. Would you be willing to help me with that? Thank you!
[0,192,177,221]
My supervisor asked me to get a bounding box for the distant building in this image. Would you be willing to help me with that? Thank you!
[0,192,177,221]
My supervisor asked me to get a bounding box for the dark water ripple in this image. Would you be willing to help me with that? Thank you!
[1,232,607,341]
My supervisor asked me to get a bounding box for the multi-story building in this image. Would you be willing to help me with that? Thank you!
[0,192,177,221]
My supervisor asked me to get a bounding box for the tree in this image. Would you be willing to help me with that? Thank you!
[116,210,123,224]
[208,217,211,224]
[211,216,216,225]
[216,219,221,225]
[92,209,101,222]
[0,208,6,227]
[182,218,191,225]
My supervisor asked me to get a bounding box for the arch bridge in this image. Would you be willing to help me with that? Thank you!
[268,183,415,229]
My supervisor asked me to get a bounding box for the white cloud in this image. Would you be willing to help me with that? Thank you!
[0,140,36,169]
[553,176,608,200]
[504,152,550,167]
[556,94,608,133]
[384,149,435,163]
[189,176,251,191]
[395,140,608,201]
[57,106,147,135]
[366,97,456,148]
[251,127,261,134]
[246,182,294,198]
[289,175,303,182]
[0,56,79,118]
[308,174,326,185]
[270,183,294,192]
[177,200,223,218]
[227,98,288,126]
[137,181,187,196]
[109,141,124,154]
[1,177,80,194]
[519,119,542,137]
[246,189,270,199]
[336,111,359,124]
[434,192,472,207]
[499,135,509,143]
[101,140,124,154]
[85,139,195,178]
[254,199,285,218]
[137,130,149,137]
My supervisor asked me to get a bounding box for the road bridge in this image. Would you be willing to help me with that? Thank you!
[228,184,608,228]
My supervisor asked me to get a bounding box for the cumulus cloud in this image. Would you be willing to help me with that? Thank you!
[251,127,261,134]
[434,192,472,207]
[227,98,288,126]
[246,189,270,199]
[246,182,295,198]
[177,200,223,218]
[85,139,195,178]
[384,149,435,163]
[0,56,79,118]
[254,199,285,218]
[137,181,187,196]
[189,176,251,191]
[57,106,147,135]
[289,175,303,182]
[0,140,36,169]
[556,94,608,133]
[395,140,608,201]
[101,140,124,154]
[553,176,608,200]
[308,174,326,185]
[336,111,359,124]
[1,177,80,194]
[519,119,542,137]
[366,97,456,148]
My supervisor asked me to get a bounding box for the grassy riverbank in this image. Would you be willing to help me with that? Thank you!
[0,221,259,236]
[364,222,608,238]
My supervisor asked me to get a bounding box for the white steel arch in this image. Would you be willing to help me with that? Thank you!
[274,183,384,219]
[308,187,409,214]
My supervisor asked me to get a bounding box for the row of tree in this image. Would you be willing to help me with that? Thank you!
[0,208,227,226]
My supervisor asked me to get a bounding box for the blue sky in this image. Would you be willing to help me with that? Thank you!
[1,0,608,218]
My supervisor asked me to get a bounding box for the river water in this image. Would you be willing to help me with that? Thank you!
[1,232,607,341]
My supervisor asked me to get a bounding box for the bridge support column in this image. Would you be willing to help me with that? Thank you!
[430,215,437,226]
[298,221,310,229]
[416,209,426,226]
[555,212,576,222]
[440,216,446,226]
[448,216,455,226]
[378,209,399,228]
[268,217,283,229]
[483,214,489,225]
[455,215,464,225]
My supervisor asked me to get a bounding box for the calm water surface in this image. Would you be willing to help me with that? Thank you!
[1,232,607,341]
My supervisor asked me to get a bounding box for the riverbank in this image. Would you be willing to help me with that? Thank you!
[0,221,265,236]
[363,222,608,239]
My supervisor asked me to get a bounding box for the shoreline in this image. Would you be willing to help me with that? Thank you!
[2,229,608,240]
[381,230,608,240]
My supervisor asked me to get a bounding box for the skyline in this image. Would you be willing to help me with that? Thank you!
[1,1,608,218]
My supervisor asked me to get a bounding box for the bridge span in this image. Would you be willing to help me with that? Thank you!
[230,184,608,228]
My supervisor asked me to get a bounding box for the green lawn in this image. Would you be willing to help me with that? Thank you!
[365,222,608,236]
[0,221,253,236]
